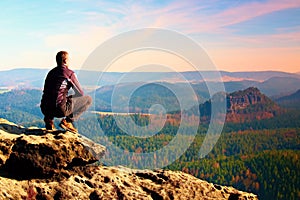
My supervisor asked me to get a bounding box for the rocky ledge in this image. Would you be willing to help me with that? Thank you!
[0,118,258,200]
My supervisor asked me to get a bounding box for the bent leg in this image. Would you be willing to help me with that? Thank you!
[41,105,55,130]
[66,95,92,122]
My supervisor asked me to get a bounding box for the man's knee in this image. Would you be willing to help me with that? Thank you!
[85,95,92,106]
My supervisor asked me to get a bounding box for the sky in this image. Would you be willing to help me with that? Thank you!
[0,0,299,72]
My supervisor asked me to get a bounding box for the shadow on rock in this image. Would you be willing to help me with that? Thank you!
[0,119,105,180]
[0,122,66,136]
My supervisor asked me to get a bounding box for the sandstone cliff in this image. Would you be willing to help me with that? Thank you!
[0,118,258,200]
[226,87,281,122]
[199,87,282,123]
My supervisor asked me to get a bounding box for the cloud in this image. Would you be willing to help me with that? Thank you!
[8,0,298,71]
[211,0,300,29]
[92,0,300,35]
[45,0,300,43]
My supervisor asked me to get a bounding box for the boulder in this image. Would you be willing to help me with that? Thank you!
[0,118,105,179]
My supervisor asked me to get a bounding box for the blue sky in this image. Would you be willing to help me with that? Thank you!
[0,0,299,72]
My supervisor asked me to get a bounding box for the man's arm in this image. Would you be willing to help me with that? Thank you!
[69,73,84,97]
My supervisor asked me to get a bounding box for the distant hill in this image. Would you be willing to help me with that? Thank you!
[91,75,300,114]
[0,68,47,89]
[256,77,300,97]
[0,89,43,124]
[275,89,300,109]
[0,86,282,125]
[93,80,263,113]
[1,68,300,98]
[198,87,282,123]
[93,82,204,113]
[219,71,300,82]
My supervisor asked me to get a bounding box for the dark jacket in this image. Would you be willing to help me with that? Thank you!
[40,65,84,115]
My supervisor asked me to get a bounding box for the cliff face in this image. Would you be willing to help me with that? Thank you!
[227,87,267,111]
[199,87,281,123]
[226,87,281,122]
[0,118,105,180]
[0,118,258,200]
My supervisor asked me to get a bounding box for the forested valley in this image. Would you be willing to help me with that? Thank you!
[0,88,299,199]
[78,113,300,200]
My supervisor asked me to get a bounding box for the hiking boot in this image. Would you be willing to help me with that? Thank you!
[44,119,55,131]
[59,118,78,133]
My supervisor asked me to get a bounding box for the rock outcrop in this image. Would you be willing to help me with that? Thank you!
[199,87,282,123]
[226,87,281,122]
[0,118,105,179]
[227,87,274,112]
[0,118,258,200]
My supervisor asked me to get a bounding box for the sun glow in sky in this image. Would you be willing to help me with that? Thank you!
[0,0,299,72]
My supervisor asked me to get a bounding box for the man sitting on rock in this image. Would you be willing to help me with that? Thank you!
[40,51,92,132]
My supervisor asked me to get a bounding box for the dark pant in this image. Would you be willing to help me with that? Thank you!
[43,95,92,122]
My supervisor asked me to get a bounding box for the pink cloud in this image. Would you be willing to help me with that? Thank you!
[212,0,300,28]
[40,0,300,72]
[106,0,300,35]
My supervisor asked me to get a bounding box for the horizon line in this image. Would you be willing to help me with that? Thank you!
[0,67,299,74]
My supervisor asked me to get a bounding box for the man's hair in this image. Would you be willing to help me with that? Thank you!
[56,51,69,65]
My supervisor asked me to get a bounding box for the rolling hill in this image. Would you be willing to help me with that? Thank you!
[1,69,300,98]
[256,77,300,97]
[275,89,300,109]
